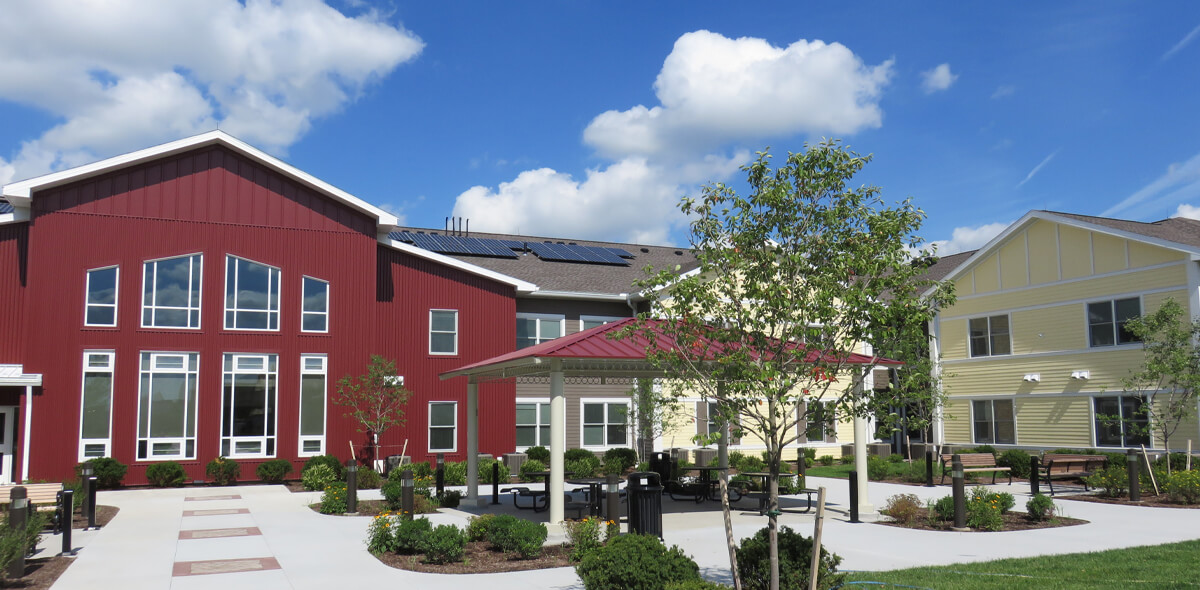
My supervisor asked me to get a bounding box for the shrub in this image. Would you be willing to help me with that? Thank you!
[866,456,889,481]
[355,466,381,489]
[303,455,344,480]
[603,448,638,473]
[0,510,47,574]
[1026,494,1056,522]
[526,446,551,463]
[366,512,399,554]
[479,459,511,484]
[666,580,731,590]
[395,516,432,554]
[76,457,128,489]
[145,461,187,487]
[466,513,496,542]
[442,461,467,486]
[930,495,954,522]
[1100,452,1127,469]
[303,464,338,491]
[565,448,597,462]
[1165,469,1200,504]
[736,526,844,590]
[966,487,1004,531]
[968,445,997,456]
[319,482,348,514]
[636,461,650,472]
[736,454,766,473]
[406,461,434,479]
[256,459,293,484]
[487,514,548,558]
[1155,453,1190,472]
[565,517,605,562]
[566,458,599,478]
[424,524,467,564]
[882,493,921,527]
[520,459,547,482]
[577,533,700,590]
[837,455,854,465]
[997,449,1032,479]
[381,480,404,510]
[886,453,904,464]
[817,455,835,466]
[206,457,240,486]
[1084,465,1128,498]
[439,489,463,508]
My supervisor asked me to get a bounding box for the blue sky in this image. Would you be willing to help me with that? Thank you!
[2,2,1199,253]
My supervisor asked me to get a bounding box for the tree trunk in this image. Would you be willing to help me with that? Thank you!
[768,445,780,590]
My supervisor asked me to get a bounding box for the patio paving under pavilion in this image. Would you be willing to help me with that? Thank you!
[440,317,901,523]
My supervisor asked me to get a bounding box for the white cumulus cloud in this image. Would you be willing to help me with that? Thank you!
[927,222,1010,255]
[920,63,958,94]
[1172,203,1200,220]
[0,0,423,184]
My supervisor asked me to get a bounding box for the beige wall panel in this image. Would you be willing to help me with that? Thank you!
[955,274,974,297]
[1027,220,1060,285]
[516,379,633,449]
[1059,225,1093,279]
[999,236,1029,289]
[939,319,968,360]
[1142,289,1189,316]
[973,255,1000,293]
[943,349,1147,396]
[1129,241,1186,268]
[1092,233,1128,275]
[1014,396,1092,447]
[945,264,1186,318]
[943,399,972,443]
[1010,304,1084,354]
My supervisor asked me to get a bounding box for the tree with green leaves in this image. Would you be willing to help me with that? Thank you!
[335,355,411,464]
[629,378,686,461]
[618,140,953,590]
[1121,298,1200,473]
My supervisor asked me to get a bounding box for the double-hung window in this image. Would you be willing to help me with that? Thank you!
[799,400,836,443]
[225,255,281,331]
[582,401,629,448]
[142,254,202,329]
[298,355,327,456]
[429,310,458,355]
[79,351,114,460]
[968,315,1011,357]
[1088,298,1141,347]
[301,277,329,333]
[972,399,1015,444]
[84,266,119,327]
[429,402,457,452]
[221,353,278,458]
[1094,395,1150,447]
[137,352,199,460]
[517,313,564,349]
[581,315,622,331]
[515,401,551,449]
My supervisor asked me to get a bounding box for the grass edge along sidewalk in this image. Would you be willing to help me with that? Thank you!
[841,539,1200,589]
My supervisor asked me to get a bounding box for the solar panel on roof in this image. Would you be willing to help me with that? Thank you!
[390,231,519,258]
[602,247,635,259]
[0,201,12,215]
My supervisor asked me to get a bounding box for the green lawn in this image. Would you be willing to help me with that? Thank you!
[804,464,855,478]
[842,539,1200,589]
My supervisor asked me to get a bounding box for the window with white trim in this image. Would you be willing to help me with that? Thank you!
[972,399,1015,444]
[301,276,329,333]
[968,315,1010,357]
[137,352,199,460]
[429,309,458,355]
[1088,298,1141,347]
[582,401,629,448]
[580,315,623,331]
[429,402,457,452]
[515,400,551,449]
[79,351,114,460]
[517,313,564,349]
[85,266,118,327]
[798,400,836,443]
[224,255,280,331]
[298,355,327,456]
[221,353,278,458]
[142,254,202,329]
[1094,395,1150,447]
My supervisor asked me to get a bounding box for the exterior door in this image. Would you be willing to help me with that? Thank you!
[0,407,14,484]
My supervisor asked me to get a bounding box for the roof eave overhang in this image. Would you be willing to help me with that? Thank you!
[382,239,538,294]
[523,290,629,302]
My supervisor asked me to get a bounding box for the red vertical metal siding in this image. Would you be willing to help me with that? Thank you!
[0,223,27,363]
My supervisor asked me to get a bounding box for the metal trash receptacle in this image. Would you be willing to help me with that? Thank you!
[626,471,663,538]
[649,452,672,486]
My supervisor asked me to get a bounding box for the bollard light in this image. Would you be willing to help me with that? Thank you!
[345,460,358,514]
[951,455,967,530]
[1127,449,1141,502]
[848,470,860,523]
[401,469,414,515]
[1029,456,1041,496]
[491,462,501,505]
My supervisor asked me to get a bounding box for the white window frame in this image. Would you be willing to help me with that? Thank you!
[579,315,623,332]
[84,265,119,327]
[223,254,281,332]
[1092,394,1151,448]
[1086,296,1143,348]
[136,351,200,461]
[967,314,1011,358]
[298,354,327,457]
[579,399,631,450]
[300,276,329,334]
[429,309,459,355]
[78,351,115,461]
[515,398,563,450]
[141,253,203,330]
[221,353,279,459]
[428,401,458,453]
[517,312,565,349]
[971,398,1016,445]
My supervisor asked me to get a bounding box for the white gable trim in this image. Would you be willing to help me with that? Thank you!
[381,239,538,294]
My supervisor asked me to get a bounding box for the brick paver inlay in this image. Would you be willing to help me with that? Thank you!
[172,557,281,576]
[184,494,242,501]
[178,527,262,540]
[181,508,251,517]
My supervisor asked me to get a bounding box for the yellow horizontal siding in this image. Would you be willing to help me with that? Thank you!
[1014,396,1093,447]
[943,349,1147,396]
[1152,398,1200,451]
[1142,290,1189,316]
[1010,304,1084,354]
[939,318,968,359]
[943,399,972,443]
[946,263,1186,318]
[1129,240,1186,267]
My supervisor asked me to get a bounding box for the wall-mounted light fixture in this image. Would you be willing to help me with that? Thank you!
[1023,373,1041,382]
[1070,370,1090,380]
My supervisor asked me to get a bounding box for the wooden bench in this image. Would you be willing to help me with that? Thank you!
[0,483,65,512]
[1038,454,1108,496]
[939,453,1012,485]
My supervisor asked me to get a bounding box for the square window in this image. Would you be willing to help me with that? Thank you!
[968,315,1010,357]
[581,401,629,449]
[224,255,281,331]
[142,254,202,329]
[1089,298,1142,347]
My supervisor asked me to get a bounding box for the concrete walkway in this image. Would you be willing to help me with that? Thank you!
[43,476,1200,589]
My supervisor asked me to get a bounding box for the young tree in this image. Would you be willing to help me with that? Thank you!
[1121,298,1200,473]
[335,355,412,465]
[629,377,687,461]
[619,140,952,590]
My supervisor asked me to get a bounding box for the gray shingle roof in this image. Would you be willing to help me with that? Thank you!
[1044,210,1200,250]
[393,227,699,295]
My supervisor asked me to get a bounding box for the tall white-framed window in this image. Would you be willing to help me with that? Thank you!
[580,315,623,331]
[224,255,281,331]
[137,352,199,460]
[515,399,553,449]
[78,351,114,460]
[84,266,119,327]
[429,402,457,452]
[142,254,202,329]
[972,399,1016,445]
[581,400,629,449]
[221,353,279,458]
[429,309,459,355]
[301,276,329,333]
[517,313,564,349]
[298,354,327,456]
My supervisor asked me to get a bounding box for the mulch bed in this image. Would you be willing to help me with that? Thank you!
[877,507,1087,532]
[1058,493,1200,509]
[376,541,572,574]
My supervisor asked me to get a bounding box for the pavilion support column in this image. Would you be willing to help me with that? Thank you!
[21,385,31,483]
[466,380,481,506]
[852,377,874,515]
[549,360,565,524]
